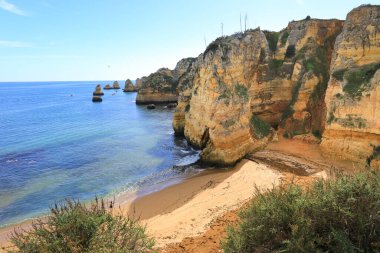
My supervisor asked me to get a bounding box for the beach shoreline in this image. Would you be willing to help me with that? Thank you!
[0,138,340,252]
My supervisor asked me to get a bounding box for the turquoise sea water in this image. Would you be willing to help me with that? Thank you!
[0,81,199,227]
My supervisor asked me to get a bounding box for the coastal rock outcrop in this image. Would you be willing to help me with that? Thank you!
[136,68,178,104]
[177,19,343,165]
[104,84,112,89]
[321,5,380,168]
[136,58,196,105]
[123,79,137,92]
[112,81,121,89]
[93,84,104,96]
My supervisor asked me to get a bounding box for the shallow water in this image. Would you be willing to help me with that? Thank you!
[0,81,199,227]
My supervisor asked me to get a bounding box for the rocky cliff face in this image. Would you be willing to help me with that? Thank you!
[176,18,343,165]
[182,30,271,165]
[321,5,380,168]
[136,58,195,104]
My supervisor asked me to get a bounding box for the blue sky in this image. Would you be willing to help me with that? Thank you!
[0,0,378,82]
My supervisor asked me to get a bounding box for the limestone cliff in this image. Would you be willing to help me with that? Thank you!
[136,58,195,104]
[177,19,343,165]
[173,55,201,135]
[136,68,178,104]
[321,5,380,168]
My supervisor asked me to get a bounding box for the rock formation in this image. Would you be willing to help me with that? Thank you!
[93,84,104,96]
[123,79,137,92]
[136,58,196,104]
[112,81,121,89]
[135,77,145,91]
[104,84,112,89]
[173,17,343,165]
[321,5,380,168]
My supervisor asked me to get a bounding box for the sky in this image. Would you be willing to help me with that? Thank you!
[0,0,378,82]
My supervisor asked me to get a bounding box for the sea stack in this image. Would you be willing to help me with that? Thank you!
[93,84,104,96]
[104,84,112,89]
[123,79,137,92]
[112,81,121,89]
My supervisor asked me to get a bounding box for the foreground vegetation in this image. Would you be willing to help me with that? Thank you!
[222,169,380,253]
[8,198,154,253]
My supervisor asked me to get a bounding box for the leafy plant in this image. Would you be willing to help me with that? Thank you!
[263,31,279,52]
[234,84,249,102]
[280,31,289,46]
[8,198,154,253]
[222,169,380,253]
[250,116,271,139]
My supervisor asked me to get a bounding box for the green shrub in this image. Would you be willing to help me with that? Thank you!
[280,31,289,46]
[269,59,284,76]
[222,169,380,253]
[263,31,279,52]
[221,119,235,129]
[333,63,380,99]
[259,48,266,63]
[332,69,346,81]
[337,114,367,129]
[327,111,335,125]
[8,198,154,253]
[250,116,271,139]
[234,84,249,102]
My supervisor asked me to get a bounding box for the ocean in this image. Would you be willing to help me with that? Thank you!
[0,81,200,228]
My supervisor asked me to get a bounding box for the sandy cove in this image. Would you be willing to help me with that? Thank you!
[136,160,281,249]
[1,139,332,252]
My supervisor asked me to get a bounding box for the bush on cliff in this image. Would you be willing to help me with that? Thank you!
[222,169,380,253]
[8,198,154,253]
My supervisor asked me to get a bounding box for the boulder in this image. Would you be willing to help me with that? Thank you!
[146,104,156,109]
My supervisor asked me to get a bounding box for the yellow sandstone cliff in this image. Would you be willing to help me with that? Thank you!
[175,19,343,165]
[321,5,380,168]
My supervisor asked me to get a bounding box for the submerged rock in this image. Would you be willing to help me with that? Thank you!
[93,84,104,96]
[146,104,156,109]
[92,96,102,102]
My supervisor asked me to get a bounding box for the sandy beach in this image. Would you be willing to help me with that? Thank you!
[0,138,333,252]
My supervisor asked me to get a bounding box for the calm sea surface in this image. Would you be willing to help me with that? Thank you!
[0,81,199,227]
